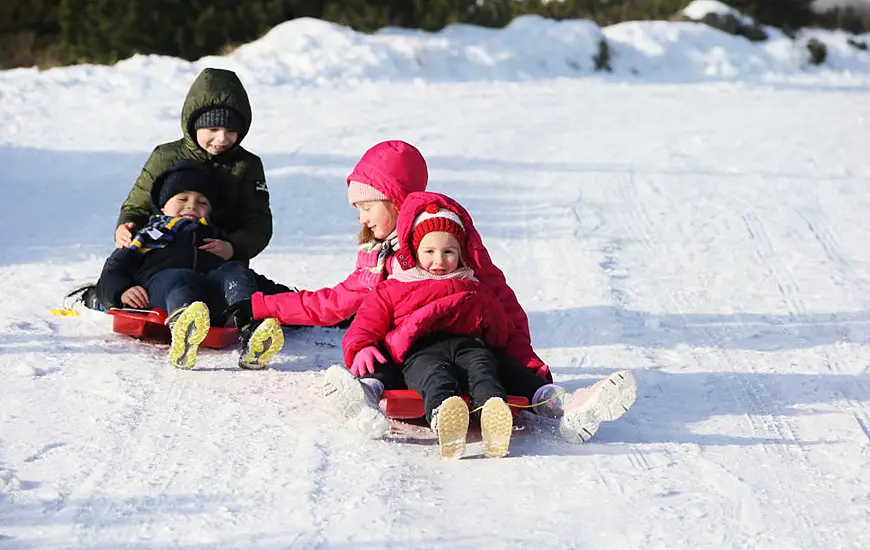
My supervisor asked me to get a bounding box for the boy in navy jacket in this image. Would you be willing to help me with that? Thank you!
[97,160,283,370]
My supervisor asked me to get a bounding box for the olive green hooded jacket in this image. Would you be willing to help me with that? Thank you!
[117,68,271,261]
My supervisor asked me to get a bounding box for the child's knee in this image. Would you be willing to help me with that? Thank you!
[209,261,251,283]
[214,260,244,273]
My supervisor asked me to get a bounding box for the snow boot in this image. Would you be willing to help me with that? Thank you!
[65,282,105,312]
[431,396,469,459]
[167,301,210,370]
[558,370,637,443]
[479,397,513,458]
[323,365,390,439]
[237,317,284,370]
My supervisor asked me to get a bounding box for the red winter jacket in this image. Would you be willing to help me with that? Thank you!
[250,141,427,326]
[347,191,549,379]
[342,278,510,365]
[343,192,552,380]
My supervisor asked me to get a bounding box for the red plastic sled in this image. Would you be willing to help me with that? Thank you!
[379,389,529,420]
[107,308,238,349]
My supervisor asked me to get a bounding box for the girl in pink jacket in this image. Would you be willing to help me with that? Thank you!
[342,199,517,458]
[325,192,638,448]
[248,141,548,376]
[245,140,549,390]
[237,140,636,442]
[249,140,427,330]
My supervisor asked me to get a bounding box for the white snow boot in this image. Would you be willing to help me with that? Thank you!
[533,371,637,443]
[557,370,637,443]
[323,365,390,439]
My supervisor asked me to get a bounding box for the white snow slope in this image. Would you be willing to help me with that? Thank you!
[1,10,869,550]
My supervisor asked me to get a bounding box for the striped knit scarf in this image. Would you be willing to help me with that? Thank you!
[129,215,221,254]
[359,229,400,278]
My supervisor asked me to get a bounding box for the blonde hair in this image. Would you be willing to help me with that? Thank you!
[357,200,398,244]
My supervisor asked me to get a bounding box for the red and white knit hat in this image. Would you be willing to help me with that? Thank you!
[347,180,389,206]
[411,204,466,253]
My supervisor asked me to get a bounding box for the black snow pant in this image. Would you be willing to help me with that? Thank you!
[360,356,407,390]
[252,270,295,295]
[82,268,294,313]
[402,333,507,423]
[492,350,549,402]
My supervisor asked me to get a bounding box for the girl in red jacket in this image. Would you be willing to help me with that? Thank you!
[341,201,517,458]
[326,192,638,453]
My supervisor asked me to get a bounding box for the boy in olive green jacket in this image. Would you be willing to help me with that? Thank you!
[115,67,272,264]
[69,68,291,312]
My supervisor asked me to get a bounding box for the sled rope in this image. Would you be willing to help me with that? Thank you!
[469,391,569,414]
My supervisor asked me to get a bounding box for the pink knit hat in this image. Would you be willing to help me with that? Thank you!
[347,180,389,205]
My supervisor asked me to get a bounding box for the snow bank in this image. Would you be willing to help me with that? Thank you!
[198,16,607,86]
[682,0,759,27]
[1,6,869,88]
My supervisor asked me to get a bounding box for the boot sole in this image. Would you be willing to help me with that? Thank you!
[168,302,209,370]
[239,318,284,370]
[436,396,469,459]
[560,370,638,443]
[597,370,637,422]
[480,398,513,458]
[323,365,389,439]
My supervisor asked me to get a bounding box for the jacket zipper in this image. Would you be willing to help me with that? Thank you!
[192,233,198,270]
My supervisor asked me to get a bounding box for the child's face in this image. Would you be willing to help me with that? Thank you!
[416,232,462,275]
[162,191,212,220]
[196,127,239,155]
[357,200,398,240]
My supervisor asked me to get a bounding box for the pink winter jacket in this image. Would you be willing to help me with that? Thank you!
[342,277,511,366]
[250,151,548,378]
[250,140,427,326]
[392,192,549,378]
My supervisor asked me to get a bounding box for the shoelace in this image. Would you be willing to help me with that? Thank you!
[468,391,569,414]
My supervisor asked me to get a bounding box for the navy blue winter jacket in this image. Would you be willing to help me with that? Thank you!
[96,216,225,308]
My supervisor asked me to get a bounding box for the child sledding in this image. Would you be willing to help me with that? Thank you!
[66,67,637,454]
[95,160,284,370]
[323,191,638,459]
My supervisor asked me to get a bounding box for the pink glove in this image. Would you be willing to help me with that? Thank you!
[350,346,387,377]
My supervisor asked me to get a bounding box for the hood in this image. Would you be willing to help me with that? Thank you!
[394,191,484,270]
[346,140,428,208]
[181,68,253,157]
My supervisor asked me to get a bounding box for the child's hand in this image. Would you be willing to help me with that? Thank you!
[121,286,149,309]
[115,222,136,248]
[350,346,387,377]
[200,238,234,260]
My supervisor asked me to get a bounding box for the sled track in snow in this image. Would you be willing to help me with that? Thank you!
[825,349,870,446]
[739,208,807,319]
[794,207,868,296]
[55,362,193,543]
[611,176,852,549]
[794,208,870,446]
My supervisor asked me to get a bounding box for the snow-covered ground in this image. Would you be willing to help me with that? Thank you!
[1,6,870,549]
